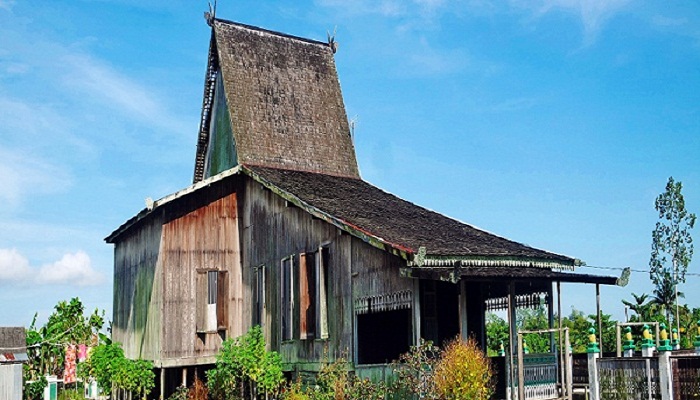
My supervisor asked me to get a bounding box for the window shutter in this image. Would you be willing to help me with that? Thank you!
[317,247,329,339]
[196,269,207,333]
[217,270,229,330]
[299,253,308,339]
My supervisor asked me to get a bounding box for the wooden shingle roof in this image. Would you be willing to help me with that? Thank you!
[246,166,576,268]
[193,19,359,182]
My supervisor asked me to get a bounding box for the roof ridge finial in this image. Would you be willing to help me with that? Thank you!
[327,25,338,53]
[204,0,217,27]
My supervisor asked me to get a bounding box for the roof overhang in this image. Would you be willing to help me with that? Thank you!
[400,265,620,286]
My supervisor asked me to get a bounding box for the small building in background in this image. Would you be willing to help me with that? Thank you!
[0,327,28,400]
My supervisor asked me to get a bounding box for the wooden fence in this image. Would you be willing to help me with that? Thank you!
[671,355,700,400]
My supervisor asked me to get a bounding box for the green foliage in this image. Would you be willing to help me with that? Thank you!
[81,342,124,396]
[57,387,84,400]
[113,358,156,398]
[24,297,106,400]
[558,309,590,353]
[81,341,154,399]
[433,337,494,400]
[485,313,508,356]
[281,357,388,400]
[391,339,438,399]
[166,386,189,400]
[207,326,284,400]
[24,375,47,400]
[519,308,551,354]
[650,176,696,326]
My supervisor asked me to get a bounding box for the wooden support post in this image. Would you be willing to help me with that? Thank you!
[565,328,572,400]
[517,332,525,400]
[558,281,564,393]
[548,283,555,353]
[616,323,622,358]
[596,284,602,354]
[160,368,165,400]
[182,367,187,388]
[459,279,468,340]
[508,281,517,400]
[413,279,421,347]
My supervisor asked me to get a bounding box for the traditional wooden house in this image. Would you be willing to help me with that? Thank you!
[0,327,28,399]
[106,18,619,398]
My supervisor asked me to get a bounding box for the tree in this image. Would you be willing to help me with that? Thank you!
[622,292,650,322]
[24,297,105,396]
[485,313,509,356]
[207,326,284,400]
[649,176,696,332]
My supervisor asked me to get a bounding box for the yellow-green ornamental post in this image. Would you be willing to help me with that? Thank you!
[658,323,672,352]
[693,320,700,354]
[671,328,679,350]
[586,328,600,353]
[498,340,505,357]
[622,326,635,357]
[523,339,529,354]
[641,324,655,357]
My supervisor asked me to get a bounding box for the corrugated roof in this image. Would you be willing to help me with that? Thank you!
[193,19,360,182]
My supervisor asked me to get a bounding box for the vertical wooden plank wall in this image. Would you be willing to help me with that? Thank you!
[113,217,164,361]
[160,192,242,360]
[241,179,357,370]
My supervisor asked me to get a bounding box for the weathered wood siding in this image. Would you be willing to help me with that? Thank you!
[240,178,412,371]
[350,238,412,300]
[160,190,243,361]
[113,216,164,361]
[0,364,22,400]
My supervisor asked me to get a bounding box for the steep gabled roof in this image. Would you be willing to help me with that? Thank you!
[193,19,359,182]
[245,166,577,269]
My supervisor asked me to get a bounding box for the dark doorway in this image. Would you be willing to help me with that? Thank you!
[420,280,460,348]
[357,308,412,364]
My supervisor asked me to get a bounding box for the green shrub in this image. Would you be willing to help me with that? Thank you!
[391,339,439,399]
[24,375,47,400]
[207,326,284,399]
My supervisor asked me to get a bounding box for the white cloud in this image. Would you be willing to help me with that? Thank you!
[38,251,104,287]
[0,248,32,281]
[0,147,72,208]
[59,53,188,136]
[405,37,468,75]
[512,0,632,45]
[0,248,103,286]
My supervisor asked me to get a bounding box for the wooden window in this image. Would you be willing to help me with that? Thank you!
[196,269,228,333]
[254,265,266,327]
[281,256,294,341]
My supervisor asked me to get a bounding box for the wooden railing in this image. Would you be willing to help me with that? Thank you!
[597,357,660,400]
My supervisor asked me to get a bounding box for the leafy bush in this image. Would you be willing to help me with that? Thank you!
[391,339,438,399]
[207,326,284,399]
[433,337,494,400]
[80,341,154,399]
[24,375,47,400]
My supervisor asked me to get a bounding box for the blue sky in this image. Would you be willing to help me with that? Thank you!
[0,0,698,327]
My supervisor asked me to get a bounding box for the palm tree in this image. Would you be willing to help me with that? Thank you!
[650,270,684,325]
[622,292,650,321]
